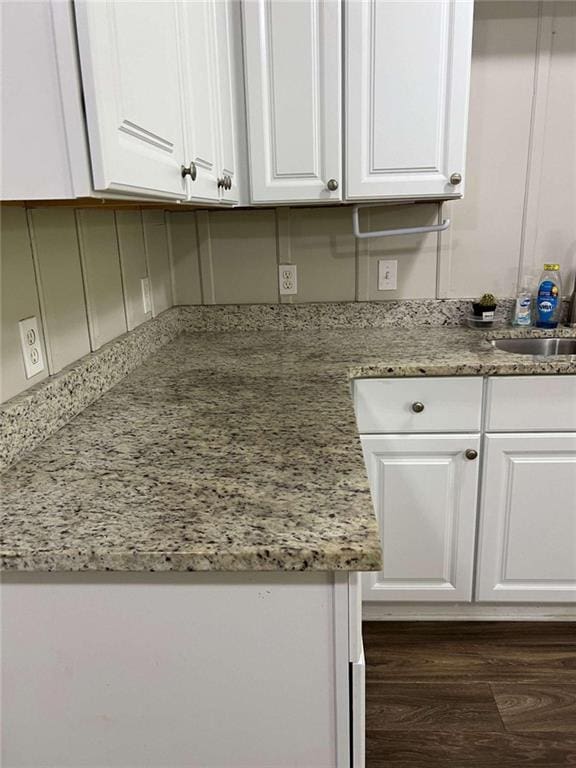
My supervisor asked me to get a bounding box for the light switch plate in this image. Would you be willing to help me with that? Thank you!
[378,260,397,291]
[19,316,45,379]
[279,264,297,295]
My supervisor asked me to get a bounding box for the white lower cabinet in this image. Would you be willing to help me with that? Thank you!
[361,434,480,602]
[476,433,576,603]
[2,572,362,767]
[357,375,576,609]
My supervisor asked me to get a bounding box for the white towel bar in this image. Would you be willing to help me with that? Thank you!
[352,205,451,239]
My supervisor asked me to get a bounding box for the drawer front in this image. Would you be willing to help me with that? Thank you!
[354,377,483,433]
[486,376,576,431]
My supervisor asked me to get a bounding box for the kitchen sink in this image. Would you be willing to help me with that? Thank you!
[491,337,576,356]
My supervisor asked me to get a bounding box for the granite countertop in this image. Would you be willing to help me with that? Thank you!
[2,325,575,573]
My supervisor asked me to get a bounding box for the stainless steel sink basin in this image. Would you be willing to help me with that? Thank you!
[491,337,576,355]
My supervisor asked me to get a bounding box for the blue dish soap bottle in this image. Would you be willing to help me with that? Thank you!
[536,264,562,328]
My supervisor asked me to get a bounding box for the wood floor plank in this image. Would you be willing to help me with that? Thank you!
[477,647,576,683]
[367,763,574,768]
[365,730,576,765]
[492,684,576,732]
[364,622,576,767]
[366,682,504,732]
[363,622,576,647]
[366,645,576,683]
[366,648,496,682]
[366,758,566,768]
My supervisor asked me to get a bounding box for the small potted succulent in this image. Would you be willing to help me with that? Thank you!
[472,293,497,324]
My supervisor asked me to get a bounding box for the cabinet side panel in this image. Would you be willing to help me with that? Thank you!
[0,1,90,199]
[2,573,342,767]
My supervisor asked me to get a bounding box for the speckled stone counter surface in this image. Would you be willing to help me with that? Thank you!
[2,325,575,573]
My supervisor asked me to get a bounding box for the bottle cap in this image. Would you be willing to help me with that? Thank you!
[544,263,560,271]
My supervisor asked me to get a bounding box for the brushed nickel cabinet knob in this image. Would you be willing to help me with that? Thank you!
[449,172,462,185]
[326,179,339,191]
[411,401,425,414]
[181,162,197,181]
[465,449,478,460]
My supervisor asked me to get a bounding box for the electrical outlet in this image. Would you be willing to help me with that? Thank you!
[378,259,397,291]
[18,316,45,379]
[279,264,297,295]
[141,277,152,314]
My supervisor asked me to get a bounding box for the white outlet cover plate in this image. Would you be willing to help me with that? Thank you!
[279,264,297,295]
[378,259,398,291]
[19,316,45,379]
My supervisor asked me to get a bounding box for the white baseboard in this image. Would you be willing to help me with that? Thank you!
[363,602,576,621]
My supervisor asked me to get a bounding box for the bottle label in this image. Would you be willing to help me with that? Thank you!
[537,280,559,323]
[515,296,532,325]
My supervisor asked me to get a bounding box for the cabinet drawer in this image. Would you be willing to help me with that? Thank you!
[486,376,576,431]
[354,377,483,433]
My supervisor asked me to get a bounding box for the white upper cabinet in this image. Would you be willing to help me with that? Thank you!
[178,0,233,203]
[242,0,342,204]
[74,0,188,200]
[0,1,93,200]
[75,0,241,204]
[213,0,241,204]
[345,0,474,200]
[2,0,473,204]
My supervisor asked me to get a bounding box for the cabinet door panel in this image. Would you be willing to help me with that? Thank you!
[362,434,480,602]
[178,0,221,202]
[345,0,473,199]
[242,0,341,203]
[75,0,186,199]
[476,433,576,603]
[214,0,239,203]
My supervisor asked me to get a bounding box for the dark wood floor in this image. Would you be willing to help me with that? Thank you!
[363,621,576,767]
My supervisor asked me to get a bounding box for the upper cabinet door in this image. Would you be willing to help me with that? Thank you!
[242,0,342,204]
[213,0,240,204]
[345,0,474,200]
[74,1,187,199]
[177,0,221,203]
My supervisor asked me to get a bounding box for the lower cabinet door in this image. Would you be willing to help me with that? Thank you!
[361,434,481,602]
[476,433,576,602]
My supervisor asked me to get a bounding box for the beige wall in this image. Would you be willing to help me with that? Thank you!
[1,206,172,403]
[1,1,575,404]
